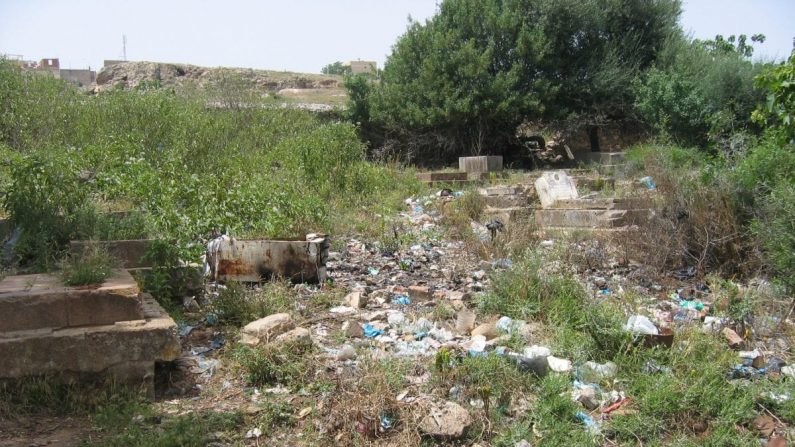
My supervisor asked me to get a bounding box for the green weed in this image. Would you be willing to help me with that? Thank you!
[59,242,116,286]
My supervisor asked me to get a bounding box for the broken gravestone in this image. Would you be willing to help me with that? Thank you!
[534,171,579,208]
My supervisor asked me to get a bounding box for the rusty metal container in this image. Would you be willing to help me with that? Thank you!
[214,234,328,284]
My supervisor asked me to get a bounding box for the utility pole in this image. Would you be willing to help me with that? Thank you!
[122,34,127,61]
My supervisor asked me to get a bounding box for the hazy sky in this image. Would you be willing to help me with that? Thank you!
[0,0,792,73]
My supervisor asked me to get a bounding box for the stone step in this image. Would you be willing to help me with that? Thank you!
[483,195,529,208]
[533,208,650,228]
[0,270,142,333]
[483,206,534,223]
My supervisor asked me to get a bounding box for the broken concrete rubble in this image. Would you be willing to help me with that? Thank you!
[419,400,472,439]
[240,313,294,346]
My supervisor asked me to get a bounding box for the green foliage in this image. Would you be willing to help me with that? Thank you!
[88,410,243,447]
[0,60,420,271]
[478,251,587,325]
[59,243,116,286]
[752,182,795,291]
[634,35,766,149]
[233,341,314,388]
[753,50,795,143]
[343,74,371,125]
[209,280,294,327]
[320,61,351,76]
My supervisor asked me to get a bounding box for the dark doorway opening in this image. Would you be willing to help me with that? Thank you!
[588,126,601,152]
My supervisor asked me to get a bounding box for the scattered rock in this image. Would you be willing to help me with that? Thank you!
[419,400,472,439]
[576,386,599,410]
[753,414,776,437]
[342,320,362,338]
[408,285,431,300]
[240,313,293,346]
[768,437,788,447]
[274,327,312,346]
[447,291,471,301]
[344,291,368,309]
[722,328,744,349]
[336,344,357,361]
[455,309,476,335]
[471,322,498,339]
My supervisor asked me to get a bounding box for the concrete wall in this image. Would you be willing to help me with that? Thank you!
[349,60,376,74]
[60,68,96,87]
[103,60,127,67]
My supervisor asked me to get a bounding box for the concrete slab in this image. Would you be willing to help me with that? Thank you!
[0,293,180,392]
[416,172,469,182]
[70,239,154,268]
[215,234,329,283]
[0,270,143,332]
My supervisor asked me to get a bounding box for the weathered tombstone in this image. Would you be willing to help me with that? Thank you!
[534,171,579,208]
[458,156,503,174]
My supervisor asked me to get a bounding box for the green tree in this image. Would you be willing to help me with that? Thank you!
[359,0,682,162]
[634,34,767,149]
[752,49,795,144]
[321,61,351,76]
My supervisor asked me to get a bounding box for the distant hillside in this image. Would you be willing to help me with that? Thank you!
[96,61,343,92]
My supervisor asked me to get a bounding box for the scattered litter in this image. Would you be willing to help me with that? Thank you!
[363,324,384,338]
[245,428,262,439]
[673,266,695,280]
[548,356,573,373]
[523,345,552,358]
[392,295,411,305]
[575,411,600,434]
[329,306,356,314]
[624,315,659,335]
[178,324,195,337]
[639,176,656,190]
[579,361,617,383]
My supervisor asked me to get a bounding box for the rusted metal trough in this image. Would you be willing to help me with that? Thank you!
[212,234,329,284]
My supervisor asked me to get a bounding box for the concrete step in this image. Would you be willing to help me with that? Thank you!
[533,208,650,228]
[483,206,533,223]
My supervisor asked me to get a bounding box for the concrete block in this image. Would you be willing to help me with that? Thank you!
[215,234,329,283]
[458,156,503,173]
[0,294,180,383]
[0,270,143,332]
